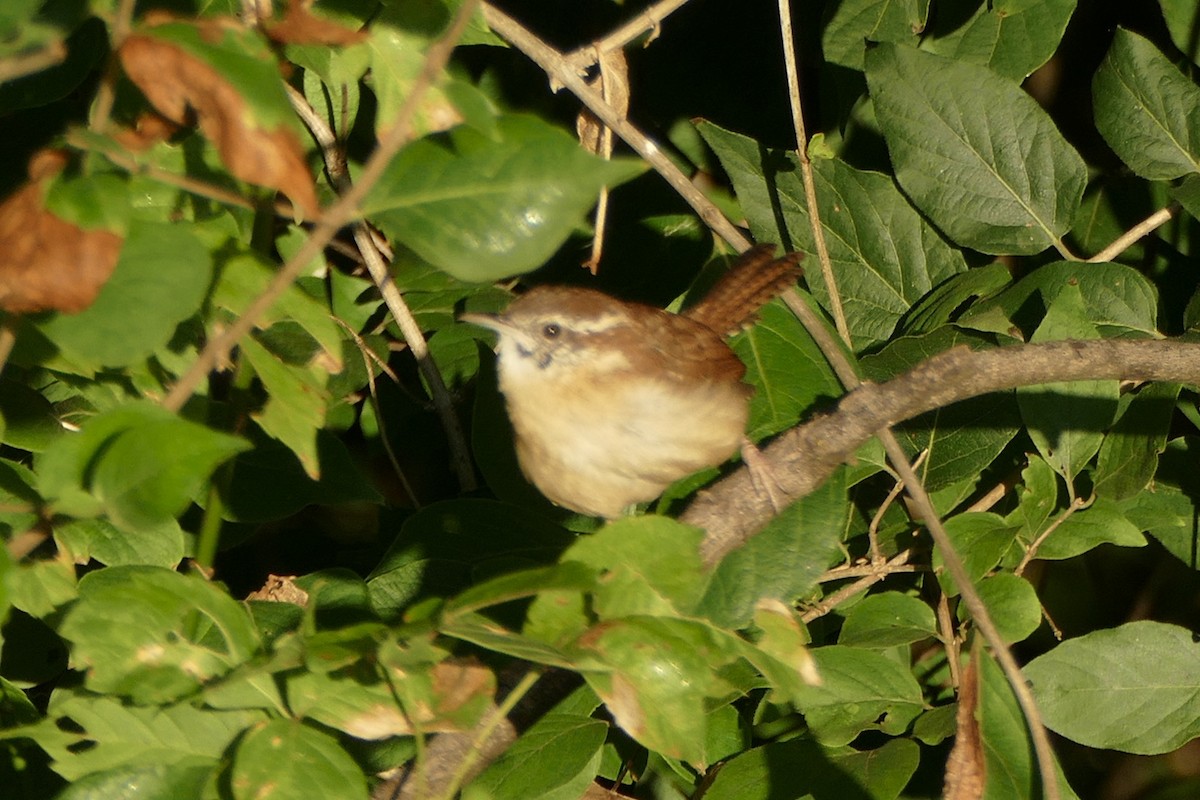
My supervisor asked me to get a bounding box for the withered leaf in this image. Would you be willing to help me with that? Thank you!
[264,0,367,45]
[0,152,124,315]
[119,20,320,217]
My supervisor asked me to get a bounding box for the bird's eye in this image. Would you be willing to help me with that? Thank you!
[542,323,561,339]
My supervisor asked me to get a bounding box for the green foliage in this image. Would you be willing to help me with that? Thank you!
[1,1,1198,799]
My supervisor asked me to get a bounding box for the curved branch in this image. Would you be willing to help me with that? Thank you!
[689,337,1200,564]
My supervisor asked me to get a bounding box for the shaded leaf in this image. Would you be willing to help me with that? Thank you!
[866,43,1086,255]
[699,122,967,349]
[1093,28,1200,180]
[925,0,1076,80]
[1017,282,1118,482]
[822,0,928,70]
[36,219,212,367]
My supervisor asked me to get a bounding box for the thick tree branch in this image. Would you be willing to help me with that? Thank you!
[689,337,1200,564]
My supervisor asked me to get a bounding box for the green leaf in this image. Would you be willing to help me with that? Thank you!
[58,565,261,703]
[1160,0,1200,65]
[559,516,706,619]
[699,122,967,350]
[958,260,1159,340]
[31,691,262,781]
[1121,438,1200,568]
[37,402,249,529]
[936,512,1021,596]
[822,0,928,70]
[977,652,1081,800]
[55,758,215,800]
[0,378,62,451]
[838,591,938,648]
[231,720,367,800]
[1026,620,1200,754]
[862,327,1020,492]
[865,43,1086,255]
[1093,28,1200,180]
[367,2,462,140]
[463,713,607,800]
[220,432,381,523]
[367,500,575,616]
[445,561,597,618]
[1031,496,1145,561]
[54,517,185,569]
[1017,282,1119,482]
[240,335,327,480]
[897,262,1013,335]
[1094,382,1180,500]
[363,114,644,282]
[924,0,1076,80]
[90,407,250,531]
[961,573,1041,644]
[792,645,925,746]
[1007,454,1058,541]
[697,467,849,628]
[572,616,741,766]
[702,737,919,800]
[212,254,344,371]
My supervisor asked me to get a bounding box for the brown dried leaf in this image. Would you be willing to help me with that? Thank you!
[119,28,320,217]
[944,656,985,800]
[263,0,367,45]
[0,152,123,314]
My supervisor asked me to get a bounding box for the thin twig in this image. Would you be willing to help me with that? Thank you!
[964,481,1009,514]
[1015,494,1093,576]
[481,3,751,252]
[817,559,923,582]
[564,0,692,69]
[0,41,66,83]
[867,449,927,564]
[935,588,962,689]
[775,0,851,346]
[89,0,138,133]
[163,0,482,412]
[1088,204,1177,263]
[64,129,278,214]
[800,549,912,623]
[288,82,478,491]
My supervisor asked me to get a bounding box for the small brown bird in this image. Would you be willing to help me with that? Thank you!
[462,245,802,518]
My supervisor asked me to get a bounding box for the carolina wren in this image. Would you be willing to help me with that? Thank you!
[462,245,803,518]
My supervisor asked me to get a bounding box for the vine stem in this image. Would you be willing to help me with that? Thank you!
[775,0,851,346]
[163,0,482,413]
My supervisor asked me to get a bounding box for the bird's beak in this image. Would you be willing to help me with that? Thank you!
[460,311,535,352]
